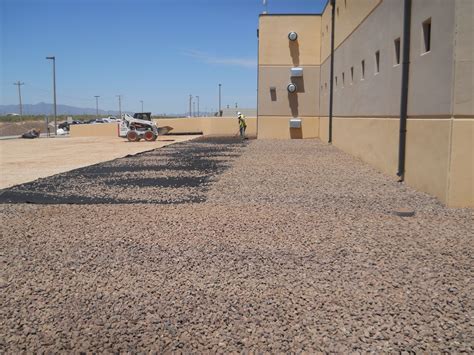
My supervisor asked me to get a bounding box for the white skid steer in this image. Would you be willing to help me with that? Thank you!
[119,112,159,142]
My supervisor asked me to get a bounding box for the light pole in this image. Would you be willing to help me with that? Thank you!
[196,96,200,117]
[218,83,222,116]
[13,81,25,120]
[46,56,57,135]
[116,95,122,119]
[192,101,196,117]
[140,100,144,112]
[94,95,100,118]
[189,94,193,117]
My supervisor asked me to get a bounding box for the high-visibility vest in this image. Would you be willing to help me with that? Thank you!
[238,115,247,128]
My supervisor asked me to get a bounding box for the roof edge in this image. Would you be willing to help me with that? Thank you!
[259,13,323,17]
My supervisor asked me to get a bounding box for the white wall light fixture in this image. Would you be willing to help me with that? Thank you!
[291,67,303,77]
[287,83,297,93]
[288,31,298,41]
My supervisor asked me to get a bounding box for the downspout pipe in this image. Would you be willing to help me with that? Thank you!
[397,0,412,180]
[328,0,336,144]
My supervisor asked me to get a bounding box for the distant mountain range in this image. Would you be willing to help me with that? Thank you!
[0,102,241,117]
[0,102,125,116]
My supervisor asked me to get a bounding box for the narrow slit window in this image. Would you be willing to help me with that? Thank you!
[337,7,339,17]
[394,38,401,65]
[361,60,365,80]
[422,18,431,53]
[342,72,345,87]
[350,66,354,83]
[335,76,338,87]
[375,50,380,74]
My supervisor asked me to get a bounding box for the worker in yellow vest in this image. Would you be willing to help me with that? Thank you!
[237,112,247,140]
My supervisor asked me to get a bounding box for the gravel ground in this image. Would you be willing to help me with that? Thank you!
[0,137,472,352]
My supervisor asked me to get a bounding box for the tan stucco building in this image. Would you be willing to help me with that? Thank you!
[257,0,473,207]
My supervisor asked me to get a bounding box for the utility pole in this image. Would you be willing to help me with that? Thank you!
[116,95,122,119]
[192,101,196,118]
[140,100,144,112]
[189,94,193,117]
[218,83,222,116]
[13,81,25,120]
[94,96,100,118]
[46,56,57,135]
[196,96,200,117]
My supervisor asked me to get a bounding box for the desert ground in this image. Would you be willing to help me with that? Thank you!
[1,136,472,352]
[0,135,196,189]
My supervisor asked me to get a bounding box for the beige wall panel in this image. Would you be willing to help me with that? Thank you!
[405,119,451,203]
[408,0,455,116]
[259,15,321,66]
[70,123,118,137]
[320,0,457,117]
[155,118,203,133]
[331,117,399,176]
[454,61,474,116]
[453,0,474,116]
[320,116,329,143]
[258,116,319,139]
[321,0,381,62]
[258,66,320,117]
[320,0,404,117]
[447,119,473,207]
[156,117,257,136]
[454,0,473,62]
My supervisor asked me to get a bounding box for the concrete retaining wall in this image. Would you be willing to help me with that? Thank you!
[70,123,119,137]
[155,117,257,136]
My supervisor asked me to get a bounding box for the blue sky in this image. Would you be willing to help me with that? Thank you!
[1,0,327,114]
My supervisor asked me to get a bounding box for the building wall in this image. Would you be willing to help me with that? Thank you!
[447,119,473,207]
[258,117,319,139]
[257,1,472,206]
[259,15,322,66]
[408,0,456,116]
[320,0,381,63]
[453,0,474,116]
[320,0,401,117]
[258,15,322,139]
[318,0,472,207]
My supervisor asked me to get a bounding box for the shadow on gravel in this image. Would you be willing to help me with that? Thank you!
[0,136,248,205]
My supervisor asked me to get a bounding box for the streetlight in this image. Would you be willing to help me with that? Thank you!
[46,56,57,135]
[189,94,193,117]
[140,100,144,112]
[196,96,200,117]
[94,96,100,118]
[218,83,222,116]
[192,101,196,118]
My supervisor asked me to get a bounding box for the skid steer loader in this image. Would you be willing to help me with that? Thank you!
[119,112,158,142]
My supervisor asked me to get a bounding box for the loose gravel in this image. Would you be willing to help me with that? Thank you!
[0,137,472,353]
[0,136,246,204]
